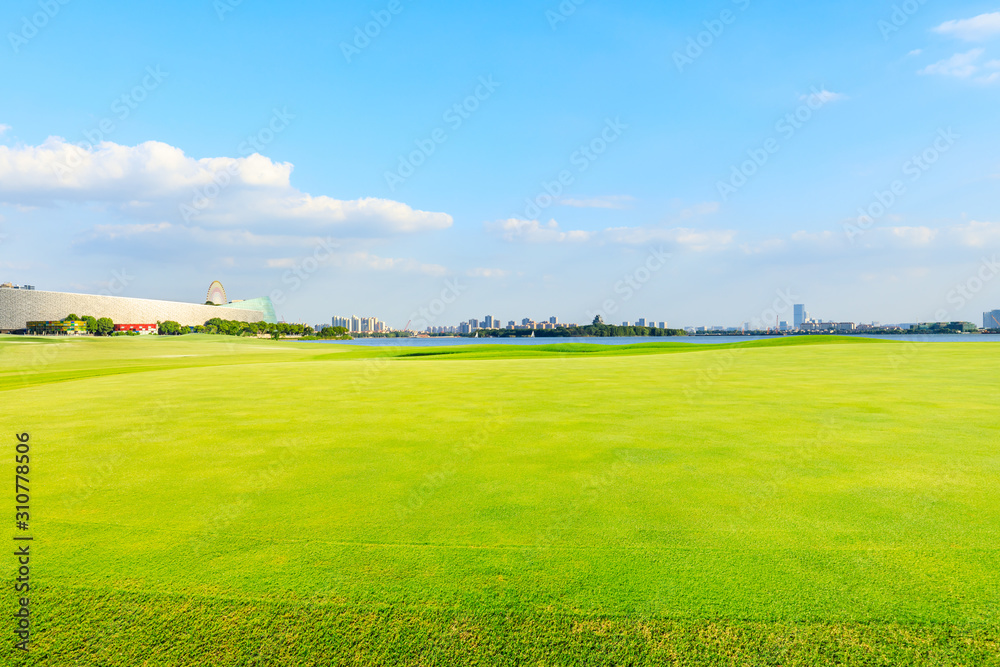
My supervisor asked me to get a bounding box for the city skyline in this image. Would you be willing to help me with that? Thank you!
[326,300,998,334]
[2,2,999,327]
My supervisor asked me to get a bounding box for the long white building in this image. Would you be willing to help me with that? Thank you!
[0,285,276,333]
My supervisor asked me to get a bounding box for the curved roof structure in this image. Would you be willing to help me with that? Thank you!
[206,281,227,305]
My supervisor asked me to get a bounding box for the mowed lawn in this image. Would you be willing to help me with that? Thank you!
[2,335,998,665]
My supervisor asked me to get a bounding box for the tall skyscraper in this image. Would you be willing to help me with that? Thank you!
[984,310,1000,329]
[794,304,807,329]
[549,316,558,324]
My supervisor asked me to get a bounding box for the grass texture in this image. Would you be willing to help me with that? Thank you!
[1,335,997,665]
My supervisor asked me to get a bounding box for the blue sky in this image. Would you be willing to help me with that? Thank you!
[2,0,999,328]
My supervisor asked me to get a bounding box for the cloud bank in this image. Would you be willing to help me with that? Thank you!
[0,136,453,238]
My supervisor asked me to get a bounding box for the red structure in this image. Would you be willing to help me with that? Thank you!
[114,323,157,334]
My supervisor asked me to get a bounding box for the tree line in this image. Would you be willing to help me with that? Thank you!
[64,315,350,340]
[468,316,687,339]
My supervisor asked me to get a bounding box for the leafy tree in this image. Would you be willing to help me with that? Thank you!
[159,320,183,336]
[83,316,98,333]
[94,317,114,336]
[65,314,80,321]
[318,326,349,339]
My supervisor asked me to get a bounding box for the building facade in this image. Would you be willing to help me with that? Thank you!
[1,288,275,333]
[984,310,1000,330]
[26,320,87,335]
[114,323,158,334]
[794,304,807,329]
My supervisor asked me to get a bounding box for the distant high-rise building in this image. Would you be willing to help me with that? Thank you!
[794,304,807,329]
[658,321,666,329]
[469,319,479,331]
[985,310,1000,330]
[483,315,494,328]
[637,318,646,327]
[507,320,515,329]
[549,316,557,324]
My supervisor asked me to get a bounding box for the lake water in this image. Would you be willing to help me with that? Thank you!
[310,334,999,347]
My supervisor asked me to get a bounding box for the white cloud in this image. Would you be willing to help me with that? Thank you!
[88,222,172,240]
[799,89,847,105]
[888,226,938,246]
[789,230,839,244]
[0,124,10,136]
[558,195,634,210]
[487,218,592,243]
[908,49,923,57]
[678,201,720,218]
[740,239,786,255]
[466,267,510,278]
[264,252,445,275]
[347,251,448,276]
[919,49,985,78]
[603,226,736,251]
[0,136,453,238]
[948,220,1000,247]
[933,12,1000,41]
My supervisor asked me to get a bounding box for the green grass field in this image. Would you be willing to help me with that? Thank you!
[1,335,998,665]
